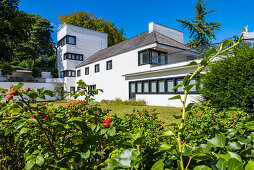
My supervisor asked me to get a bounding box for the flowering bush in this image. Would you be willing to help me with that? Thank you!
[183,101,248,144]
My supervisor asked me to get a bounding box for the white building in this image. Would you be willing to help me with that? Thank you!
[57,22,201,107]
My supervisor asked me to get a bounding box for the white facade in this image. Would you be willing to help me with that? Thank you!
[57,22,201,107]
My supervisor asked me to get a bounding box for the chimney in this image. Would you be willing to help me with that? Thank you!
[148,22,183,43]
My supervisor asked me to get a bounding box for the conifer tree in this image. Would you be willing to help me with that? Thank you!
[176,0,221,48]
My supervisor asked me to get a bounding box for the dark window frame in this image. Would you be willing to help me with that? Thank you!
[142,81,149,94]
[95,64,100,73]
[106,60,112,70]
[57,35,76,48]
[77,70,81,77]
[60,70,76,77]
[157,79,166,94]
[138,49,167,66]
[63,52,83,61]
[85,67,89,75]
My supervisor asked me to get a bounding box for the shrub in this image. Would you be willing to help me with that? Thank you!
[200,45,254,112]
[101,98,147,106]
[32,67,42,78]
[183,101,248,144]
[1,63,13,77]
[50,68,58,78]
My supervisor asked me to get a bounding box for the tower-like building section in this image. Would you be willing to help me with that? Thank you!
[57,24,108,94]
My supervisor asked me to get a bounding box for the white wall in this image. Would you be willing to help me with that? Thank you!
[0,82,62,101]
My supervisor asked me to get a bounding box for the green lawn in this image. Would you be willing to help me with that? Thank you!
[50,101,181,125]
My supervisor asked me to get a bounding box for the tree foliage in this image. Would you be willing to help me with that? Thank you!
[59,11,126,46]
[0,62,13,77]
[200,45,254,112]
[176,0,221,48]
[0,0,32,61]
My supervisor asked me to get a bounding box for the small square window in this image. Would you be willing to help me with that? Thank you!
[67,36,76,45]
[106,60,112,70]
[95,64,99,73]
[85,67,89,75]
[77,70,81,77]
[139,50,149,65]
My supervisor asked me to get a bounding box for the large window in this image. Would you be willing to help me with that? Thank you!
[106,60,112,70]
[85,67,89,75]
[95,64,100,73]
[138,49,167,66]
[60,70,76,77]
[64,53,83,61]
[129,76,199,95]
[57,35,76,47]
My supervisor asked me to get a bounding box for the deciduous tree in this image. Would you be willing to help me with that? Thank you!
[59,12,125,46]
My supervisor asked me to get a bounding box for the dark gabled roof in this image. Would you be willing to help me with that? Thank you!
[76,31,193,68]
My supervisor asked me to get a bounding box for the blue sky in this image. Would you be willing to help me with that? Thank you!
[19,0,253,44]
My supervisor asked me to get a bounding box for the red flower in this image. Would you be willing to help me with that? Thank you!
[11,90,18,95]
[79,100,82,103]
[6,94,13,100]
[103,122,109,128]
[82,100,86,104]
[43,118,47,120]
[29,116,35,119]
[220,112,223,115]
[25,87,31,92]
[106,117,111,122]
[67,104,70,108]
[198,114,201,117]
[232,115,237,118]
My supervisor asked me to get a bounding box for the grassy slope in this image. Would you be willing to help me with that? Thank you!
[52,101,181,125]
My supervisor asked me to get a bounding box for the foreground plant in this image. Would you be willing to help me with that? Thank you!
[168,27,248,169]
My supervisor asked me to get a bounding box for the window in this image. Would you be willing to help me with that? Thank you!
[63,53,83,61]
[139,50,149,65]
[130,82,136,93]
[106,60,112,70]
[88,85,96,94]
[77,86,81,91]
[129,76,198,95]
[143,81,149,93]
[176,79,184,93]
[60,70,76,77]
[85,67,89,75]
[57,35,76,47]
[66,35,76,45]
[95,64,99,73]
[166,79,174,93]
[138,49,167,66]
[150,80,157,93]
[158,80,165,93]
[137,82,142,93]
[77,70,81,77]
[70,87,75,94]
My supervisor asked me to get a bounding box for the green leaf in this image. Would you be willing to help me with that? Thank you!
[227,129,237,138]
[172,82,183,91]
[25,158,36,170]
[37,88,44,95]
[68,117,83,122]
[227,158,243,170]
[80,150,90,159]
[12,83,24,90]
[168,95,181,100]
[43,90,54,97]
[245,161,254,170]
[35,155,44,166]
[226,142,242,150]
[186,103,194,111]
[216,158,228,170]
[14,120,27,129]
[20,127,29,135]
[192,153,213,161]
[184,61,198,67]
[133,136,145,145]
[151,159,164,170]
[158,144,172,152]
[183,75,190,84]
[184,83,196,92]
[173,114,182,119]
[167,123,178,126]
[220,39,233,51]
[193,165,212,170]
[107,127,116,136]
[163,130,174,137]
[207,133,226,148]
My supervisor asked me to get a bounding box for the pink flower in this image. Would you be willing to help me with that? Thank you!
[43,118,47,120]
[29,116,35,119]
[198,114,201,117]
